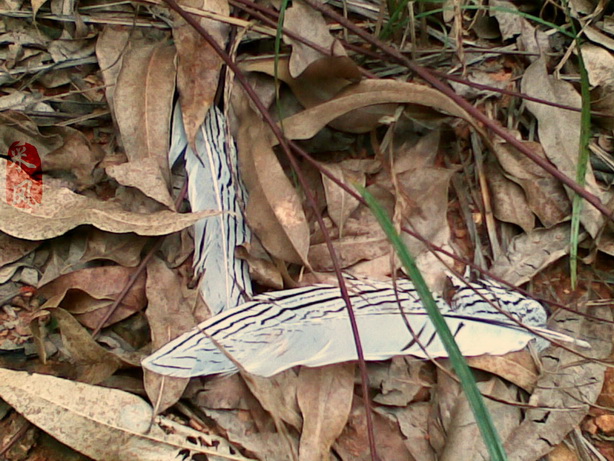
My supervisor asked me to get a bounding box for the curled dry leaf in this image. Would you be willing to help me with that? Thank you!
[233,89,310,266]
[0,368,248,461]
[143,257,193,414]
[275,79,478,138]
[0,167,217,240]
[297,364,354,461]
[38,266,146,329]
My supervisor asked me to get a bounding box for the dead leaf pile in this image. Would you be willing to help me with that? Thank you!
[0,0,613,459]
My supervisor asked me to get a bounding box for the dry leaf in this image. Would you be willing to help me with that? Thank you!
[275,79,478,138]
[0,368,247,461]
[504,301,612,460]
[485,160,535,232]
[335,395,414,460]
[465,350,539,393]
[143,257,193,413]
[522,57,605,238]
[491,224,583,286]
[52,308,121,384]
[233,89,310,266]
[297,364,354,461]
[173,0,229,144]
[439,376,521,461]
[0,232,40,267]
[39,266,146,329]
[0,166,217,240]
[492,141,570,228]
[321,162,364,232]
[112,38,176,207]
[283,0,346,78]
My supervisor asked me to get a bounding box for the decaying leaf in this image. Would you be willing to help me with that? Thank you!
[233,88,310,266]
[173,0,229,144]
[0,166,217,240]
[283,0,347,78]
[521,57,606,238]
[52,308,121,384]
[143,257,193,414]
[505,301,612,460]
[491,224,584,286]
[0,368,249,461]
[38,265,146,329]
[297,364,354,461]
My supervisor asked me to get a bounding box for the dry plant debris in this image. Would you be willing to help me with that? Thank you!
[0,0,614,459]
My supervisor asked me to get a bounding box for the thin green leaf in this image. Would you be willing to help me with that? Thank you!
[360,186,508,461]
[565,4,591,289]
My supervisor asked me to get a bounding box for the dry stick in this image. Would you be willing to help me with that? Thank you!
[91,179,190,338]
[160,0,380,459]
[300,0,613,223]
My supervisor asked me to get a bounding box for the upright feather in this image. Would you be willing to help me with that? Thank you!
[142,277,589,378]
[169,103,252,314]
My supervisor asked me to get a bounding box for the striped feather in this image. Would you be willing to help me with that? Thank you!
[142,278,588,378]
[169,103,252,314]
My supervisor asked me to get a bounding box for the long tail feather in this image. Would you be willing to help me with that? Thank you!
[169,103,252,314]
[142,278,589,378]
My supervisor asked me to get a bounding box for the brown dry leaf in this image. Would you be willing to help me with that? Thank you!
[236,246,283,290]
[485,159,535,232]
[309,234,390,272]
[521,57,605,238]
[504,301,613,460]
[202,406,298,460]
[490,0,549,58]
[38,266,146,329]
[80,229,147,268]
[0,169,216,240]
[0,368,247,460]
[297,364,354,461]
[243,371,303,430]
[143,257,193,414]
[491,224,583,286]
[321,162,364,233]
[173,0,229,144]
[112,38,176,207]
[241,56,361,110]
[396,166,457,291]
[275,79,478,138]
[95,25,131,116]
[438,376,521,461]
[335,395,414,461]
[581,44,614,88]
[52,308,121,384]
[373,358,432,406]
[283,0,346,78]
[0,232,40,267]
[465,350,539,393]
[492,141,570,227]
[233,89,310,266]
[390,402,435,461]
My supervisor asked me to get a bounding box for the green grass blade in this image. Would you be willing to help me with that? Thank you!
[360,186,508,461]
[565,4,591,289]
